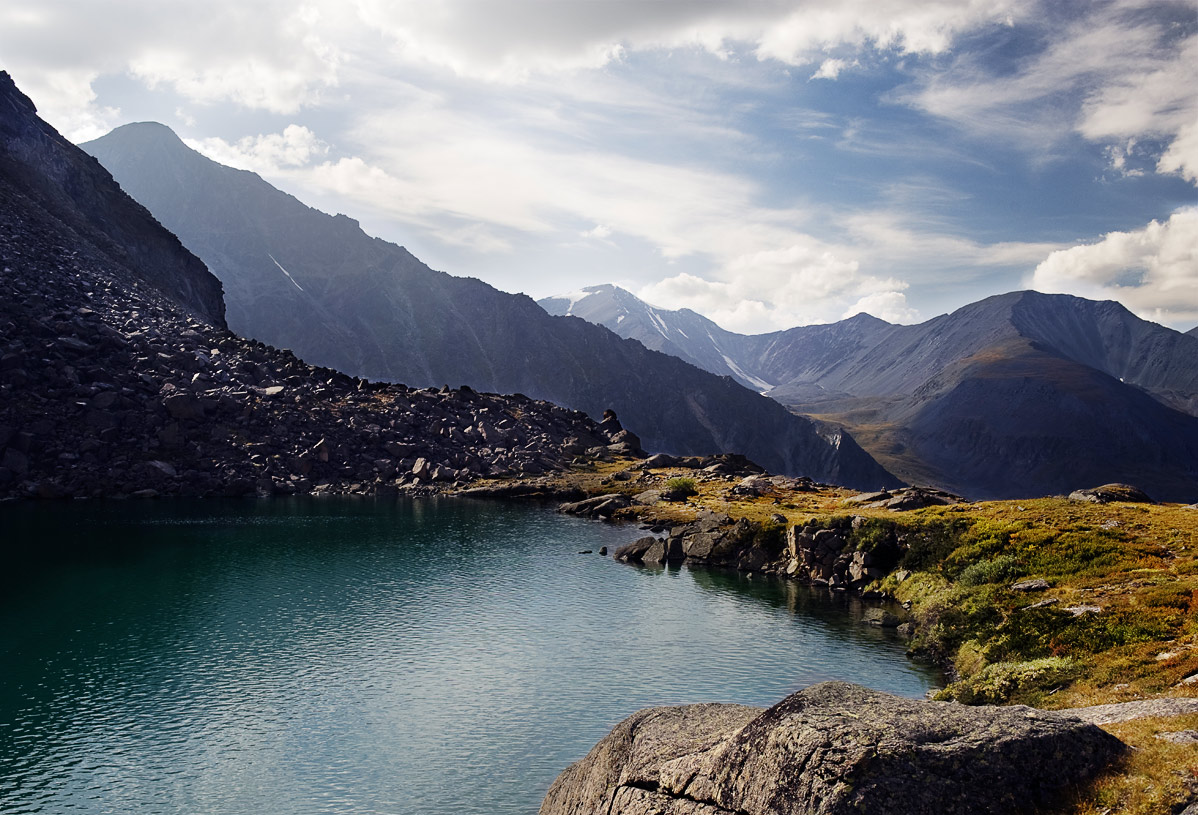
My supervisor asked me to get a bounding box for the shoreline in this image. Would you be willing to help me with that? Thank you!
[8,457,1198,810]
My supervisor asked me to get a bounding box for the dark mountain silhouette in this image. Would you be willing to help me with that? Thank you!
[541,286,1198,501]
[82,123,897,488]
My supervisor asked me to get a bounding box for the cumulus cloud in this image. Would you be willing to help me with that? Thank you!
[638,242,919,333]
[186,126,330,173]
[1030,208,1198,327]
[1158,116,1198,184]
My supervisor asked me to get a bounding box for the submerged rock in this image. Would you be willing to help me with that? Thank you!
[540,681,1124,815]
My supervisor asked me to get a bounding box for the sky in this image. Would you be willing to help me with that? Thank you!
[2,0,1196,334]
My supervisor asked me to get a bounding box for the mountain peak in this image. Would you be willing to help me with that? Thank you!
[841,312,893,328]
[0,70,37,118]
[87,121,202,161]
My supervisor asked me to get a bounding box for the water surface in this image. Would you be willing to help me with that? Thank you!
[0,497,939,814]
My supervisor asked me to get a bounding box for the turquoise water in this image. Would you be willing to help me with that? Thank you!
[0,497,940,814]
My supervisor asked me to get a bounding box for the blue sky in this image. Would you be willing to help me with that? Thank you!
[2,0,1196,332]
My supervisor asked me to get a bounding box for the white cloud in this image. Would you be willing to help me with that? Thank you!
[1158,115,1198,184]
[638,241,918,333]
[1030,208,1198,328]
[185,126,330,173]
[0,0,343,138]
[906,3,1198,179]
[844,290,920,323]
[9,67,121,142]
[810,58,851,80]
[352,0,1025,81]
[124,3,342,114]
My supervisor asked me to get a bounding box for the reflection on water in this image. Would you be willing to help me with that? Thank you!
[0,497,940,815]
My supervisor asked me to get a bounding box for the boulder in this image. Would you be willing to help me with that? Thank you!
[614,536,660,564]
[163,392,204,420]
[559,493,632,519]
[632,489,662,505]
[1068,484,1155,504]
[540,681,1124,815]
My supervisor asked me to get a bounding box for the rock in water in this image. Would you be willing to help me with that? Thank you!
[540,681,1124,815]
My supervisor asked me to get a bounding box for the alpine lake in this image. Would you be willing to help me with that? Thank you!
[0,496,941,814]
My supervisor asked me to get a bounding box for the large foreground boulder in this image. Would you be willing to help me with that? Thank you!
[540,681,1124,815]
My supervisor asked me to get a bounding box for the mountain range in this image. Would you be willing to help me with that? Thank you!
[541,285,1198,501]
[80,123,895,488]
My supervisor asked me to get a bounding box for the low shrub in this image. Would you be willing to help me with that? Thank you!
[662,477,698,500]
[957,554,1023,587]
[937,656,1079,705]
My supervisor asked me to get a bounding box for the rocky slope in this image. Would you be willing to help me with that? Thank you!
[542,286,1198,501]
[540,681,1123,815]
[0,75,224,326]
[81,123,897,489]
[0,72,633,500]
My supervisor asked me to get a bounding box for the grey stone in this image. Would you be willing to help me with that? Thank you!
[1061,697,1198,725]
[614,537,660,564]
[540,681,1124,815]
[632,489,662,505]
[1011,578,1050,592]
[1155,730,1198,745]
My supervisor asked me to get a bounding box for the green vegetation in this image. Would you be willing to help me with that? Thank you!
[663,477,698,499]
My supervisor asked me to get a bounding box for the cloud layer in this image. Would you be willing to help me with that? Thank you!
[2,0,1194,331]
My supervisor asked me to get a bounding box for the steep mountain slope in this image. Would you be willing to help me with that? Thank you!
[0,80,223,325]
[82,123,897,488]
[0,71,637,499]
[541,285,1198,501]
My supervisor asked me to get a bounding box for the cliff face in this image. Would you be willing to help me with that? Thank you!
[0,73,225,327]
[82,123,899,490]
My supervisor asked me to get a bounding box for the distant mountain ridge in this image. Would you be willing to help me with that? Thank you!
[541,284,774,390]
[539,285,1198,501]
[82,123,897,489]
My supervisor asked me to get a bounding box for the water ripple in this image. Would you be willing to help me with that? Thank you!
[0,497,939,815]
